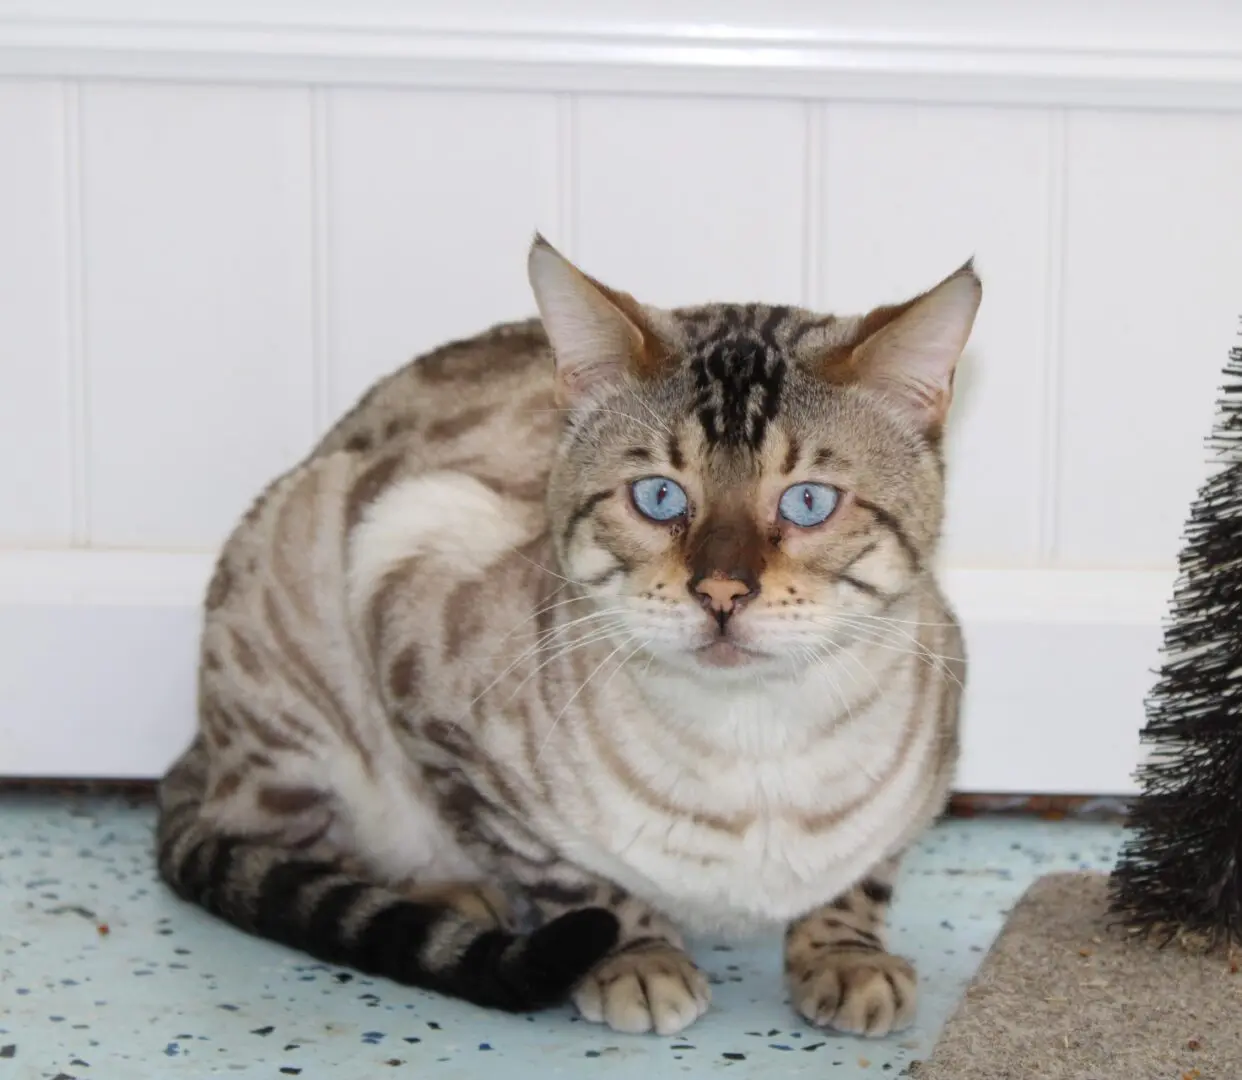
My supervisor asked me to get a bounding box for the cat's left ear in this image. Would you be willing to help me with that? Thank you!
[527,234,670,408]
[835,261,982,433]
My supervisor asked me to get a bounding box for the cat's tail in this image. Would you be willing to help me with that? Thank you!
[155,740,618,1011]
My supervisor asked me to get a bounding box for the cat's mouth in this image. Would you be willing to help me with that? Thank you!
[693,639,767,669]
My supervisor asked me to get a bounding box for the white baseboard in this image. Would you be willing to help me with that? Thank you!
[0,551,1169,793]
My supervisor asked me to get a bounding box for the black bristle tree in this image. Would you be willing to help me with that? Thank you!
[1109,339,1242,949]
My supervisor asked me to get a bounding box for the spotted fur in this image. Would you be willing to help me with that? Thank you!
[156,237,980,1034]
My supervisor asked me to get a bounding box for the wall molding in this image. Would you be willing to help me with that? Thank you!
[0,550,1168,791]
[4,0,1242,108]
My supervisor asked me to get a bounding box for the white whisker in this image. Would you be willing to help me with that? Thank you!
[831,615,965,665]
[511,549,596,590]
[501,622,631,705]
[600,638,651,693]
[533,635,638,765]
[498,589,593,642]
[525,406,669,444]
[838,611,960,629]
[813,616,965,690]
[468,608,629,709]
[622,391,674,438]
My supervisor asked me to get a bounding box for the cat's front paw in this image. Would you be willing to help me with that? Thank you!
[573,940,710,1036]
[788,950,917,1037]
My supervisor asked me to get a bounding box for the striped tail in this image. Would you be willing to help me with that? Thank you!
[155,742,617,1011]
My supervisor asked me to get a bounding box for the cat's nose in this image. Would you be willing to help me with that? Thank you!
[693,574,755,626]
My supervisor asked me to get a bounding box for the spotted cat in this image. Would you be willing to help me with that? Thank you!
[157,236,979,1036]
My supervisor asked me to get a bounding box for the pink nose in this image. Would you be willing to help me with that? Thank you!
[695,575,751,615]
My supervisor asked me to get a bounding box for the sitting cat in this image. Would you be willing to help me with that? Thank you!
[157,235,978,1037]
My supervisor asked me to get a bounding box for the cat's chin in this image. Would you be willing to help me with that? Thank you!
[692,639,768,670]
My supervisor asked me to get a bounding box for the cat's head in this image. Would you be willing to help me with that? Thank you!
[528,235,980,680]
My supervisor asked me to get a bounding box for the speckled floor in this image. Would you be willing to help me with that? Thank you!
[0,795,1124,1080]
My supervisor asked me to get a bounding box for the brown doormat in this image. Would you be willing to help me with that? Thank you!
[915,872,1242,1080]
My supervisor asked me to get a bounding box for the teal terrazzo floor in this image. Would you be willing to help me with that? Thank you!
[0,795,1125,1079]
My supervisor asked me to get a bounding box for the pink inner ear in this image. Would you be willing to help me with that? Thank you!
[855,339,957,430]
[529,239,671,409]
[848,269,981,430]
[556,353,621,405]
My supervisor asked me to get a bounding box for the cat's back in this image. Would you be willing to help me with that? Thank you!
[314,316,558,470]
[219,316,558,555]
[202,316,560,661]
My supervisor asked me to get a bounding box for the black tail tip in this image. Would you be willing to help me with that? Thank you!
[507,906,620,1009]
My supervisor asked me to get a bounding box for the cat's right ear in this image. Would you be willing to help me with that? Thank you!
[527,234,668,408]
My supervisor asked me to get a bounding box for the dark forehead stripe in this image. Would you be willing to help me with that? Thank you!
[666,431,685,470]
[787,314,838,349]
[756,304,789,345]
[781,436,801,475]
[685,305,789,450]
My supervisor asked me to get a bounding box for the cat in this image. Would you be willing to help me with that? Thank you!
[156,235,978,1037]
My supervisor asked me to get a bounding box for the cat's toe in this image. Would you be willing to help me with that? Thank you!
[574,942,710,1036]
[788,951,917,1037]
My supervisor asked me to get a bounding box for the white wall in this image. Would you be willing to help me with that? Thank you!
[4,0,1241,790]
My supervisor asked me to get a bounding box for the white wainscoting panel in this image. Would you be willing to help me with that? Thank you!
[325,89,561,419]
[818,104,1056,567]
[0,80,73,546]
[1057,110,1242,567]
[81,82,315,550]
[2,600,199,780]
[574,96,807,306]
[952,571,1164,796]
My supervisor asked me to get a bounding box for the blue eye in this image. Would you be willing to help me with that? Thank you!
[631,476,688,522]
[779,483,840,528]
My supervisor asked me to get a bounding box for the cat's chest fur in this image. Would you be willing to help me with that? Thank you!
[518,664,939,936]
